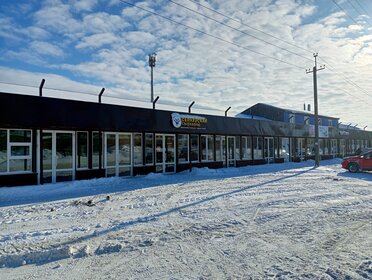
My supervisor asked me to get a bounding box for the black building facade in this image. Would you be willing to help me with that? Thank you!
[0,91,371,187]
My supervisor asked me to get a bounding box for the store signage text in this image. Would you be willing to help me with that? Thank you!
[171,113,207,129]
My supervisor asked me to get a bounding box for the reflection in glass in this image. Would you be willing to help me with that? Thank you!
[145,133,153,165]
[10,130,31,143]
[42,133,53,170]
[133,133,142,165]
[56,133,73,169]
[92,132,102,168]
[254,137,263,159]
[106,134,116,167]
[156,135,163,164]
[165,136,174,163]
[118,134,131,165]
[201,135,207,161]
[0,130,7,172]
[208,136,214,161]
[11,146,30,156]
[77,132,88,169]
[9,159,31,172]
[235,136,240,160]
[178,134,188,163]
[227,137,235,162]
[215,136,221,161]
[190,135,199,161]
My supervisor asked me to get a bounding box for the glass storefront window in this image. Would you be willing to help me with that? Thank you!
[92,132,102,169]
[242,136,252,159]
[56,133,73,170]
[106,134,116,167]
[280,137,290,161]
[11,146,30,157]
[118,134,131,165]
[190,134,199,162]
[253,137,263,159]
[208,136,214,161]
[307,138,315,156]
[9,159,31,172]
[216,136,222,161]
[201,135,214,161]
[77,132,88,169]
[178,134,189,163]
[235,136,240,160]
[145,133,153,165]
[133,133,142,165]
[10,130,31,143]
[0,130,7,172]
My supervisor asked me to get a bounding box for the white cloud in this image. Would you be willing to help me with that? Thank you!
[76,33,118,49]
[30,41,64,57]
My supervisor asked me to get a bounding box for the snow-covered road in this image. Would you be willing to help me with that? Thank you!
[0,160,371,279]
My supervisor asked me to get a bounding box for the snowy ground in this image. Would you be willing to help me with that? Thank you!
[0,159,371,279]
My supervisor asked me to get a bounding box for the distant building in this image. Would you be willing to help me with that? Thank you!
[240,103,339,127]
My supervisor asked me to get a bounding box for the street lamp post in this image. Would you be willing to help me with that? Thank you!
[148,53,157,103]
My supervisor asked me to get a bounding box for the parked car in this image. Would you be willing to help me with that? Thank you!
[341,150,372,173]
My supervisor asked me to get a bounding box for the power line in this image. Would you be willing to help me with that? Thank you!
[354,0,372,18]
[348,1,371,22]
[168,0,313,63]
[348,0,364,16]
[184,0,314,55]
[317,57,372,98]
[177,0,372,100]
[331,0,359,24]
[169,0,372,99]
[118,0,304,70]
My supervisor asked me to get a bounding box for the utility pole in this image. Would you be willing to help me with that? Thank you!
[306,53,325,167]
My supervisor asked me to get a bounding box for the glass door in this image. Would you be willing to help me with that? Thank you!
[155,134,175,173]
[105,133,132,177]
[264,137,275,163]
[227,136,235,167]
[42,131,75,184]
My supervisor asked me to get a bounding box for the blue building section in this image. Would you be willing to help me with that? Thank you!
[242,103,339,127]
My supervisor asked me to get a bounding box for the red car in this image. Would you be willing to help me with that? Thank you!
[341,150,372,173]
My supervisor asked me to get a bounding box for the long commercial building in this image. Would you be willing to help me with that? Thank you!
[0,91,371,187]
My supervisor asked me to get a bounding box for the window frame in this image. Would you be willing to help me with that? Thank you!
[0,129,33,174]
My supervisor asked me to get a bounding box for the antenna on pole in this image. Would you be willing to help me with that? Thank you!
[306,52,325,167]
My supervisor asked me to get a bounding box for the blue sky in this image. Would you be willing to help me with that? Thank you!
[0,0,371,128]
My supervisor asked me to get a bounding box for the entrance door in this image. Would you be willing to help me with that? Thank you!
[155,134,175,173]
[227,136,235,167]
[42,131,75,184]
[264,137,275,163]
[105,133,132,177]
